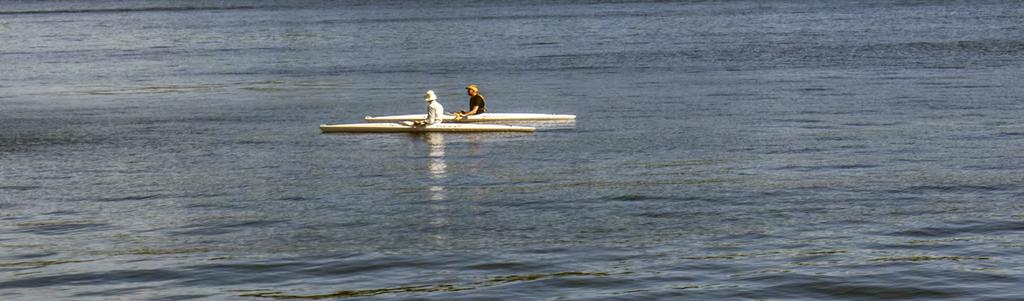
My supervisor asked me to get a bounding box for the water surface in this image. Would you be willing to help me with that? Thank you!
[2,0,1024,300]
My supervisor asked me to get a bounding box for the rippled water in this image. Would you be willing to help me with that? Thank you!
[2,0,1024,300]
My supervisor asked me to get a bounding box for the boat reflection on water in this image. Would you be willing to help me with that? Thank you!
[425,133,447,201]
[408,132,530,248]
[422,133,451,247]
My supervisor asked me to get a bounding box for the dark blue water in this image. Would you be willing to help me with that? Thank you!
[2,0,1024,300]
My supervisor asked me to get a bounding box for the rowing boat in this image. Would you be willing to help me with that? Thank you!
[319,123,535,133]
[364,113,576,123]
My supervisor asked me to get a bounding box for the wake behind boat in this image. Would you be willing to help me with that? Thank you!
[365,113,576,123]
[320,122,535,133]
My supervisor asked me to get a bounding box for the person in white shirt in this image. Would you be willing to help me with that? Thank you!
[413,90,444,126]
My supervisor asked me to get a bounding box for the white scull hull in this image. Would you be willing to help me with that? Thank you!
[320,123,535,133]
[364,113,576,123]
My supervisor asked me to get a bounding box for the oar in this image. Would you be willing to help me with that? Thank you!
[449,112,466,121]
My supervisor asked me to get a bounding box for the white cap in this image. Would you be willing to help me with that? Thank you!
[424,90,437,102]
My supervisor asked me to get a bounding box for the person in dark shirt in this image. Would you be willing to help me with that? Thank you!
[455,84,486,119]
